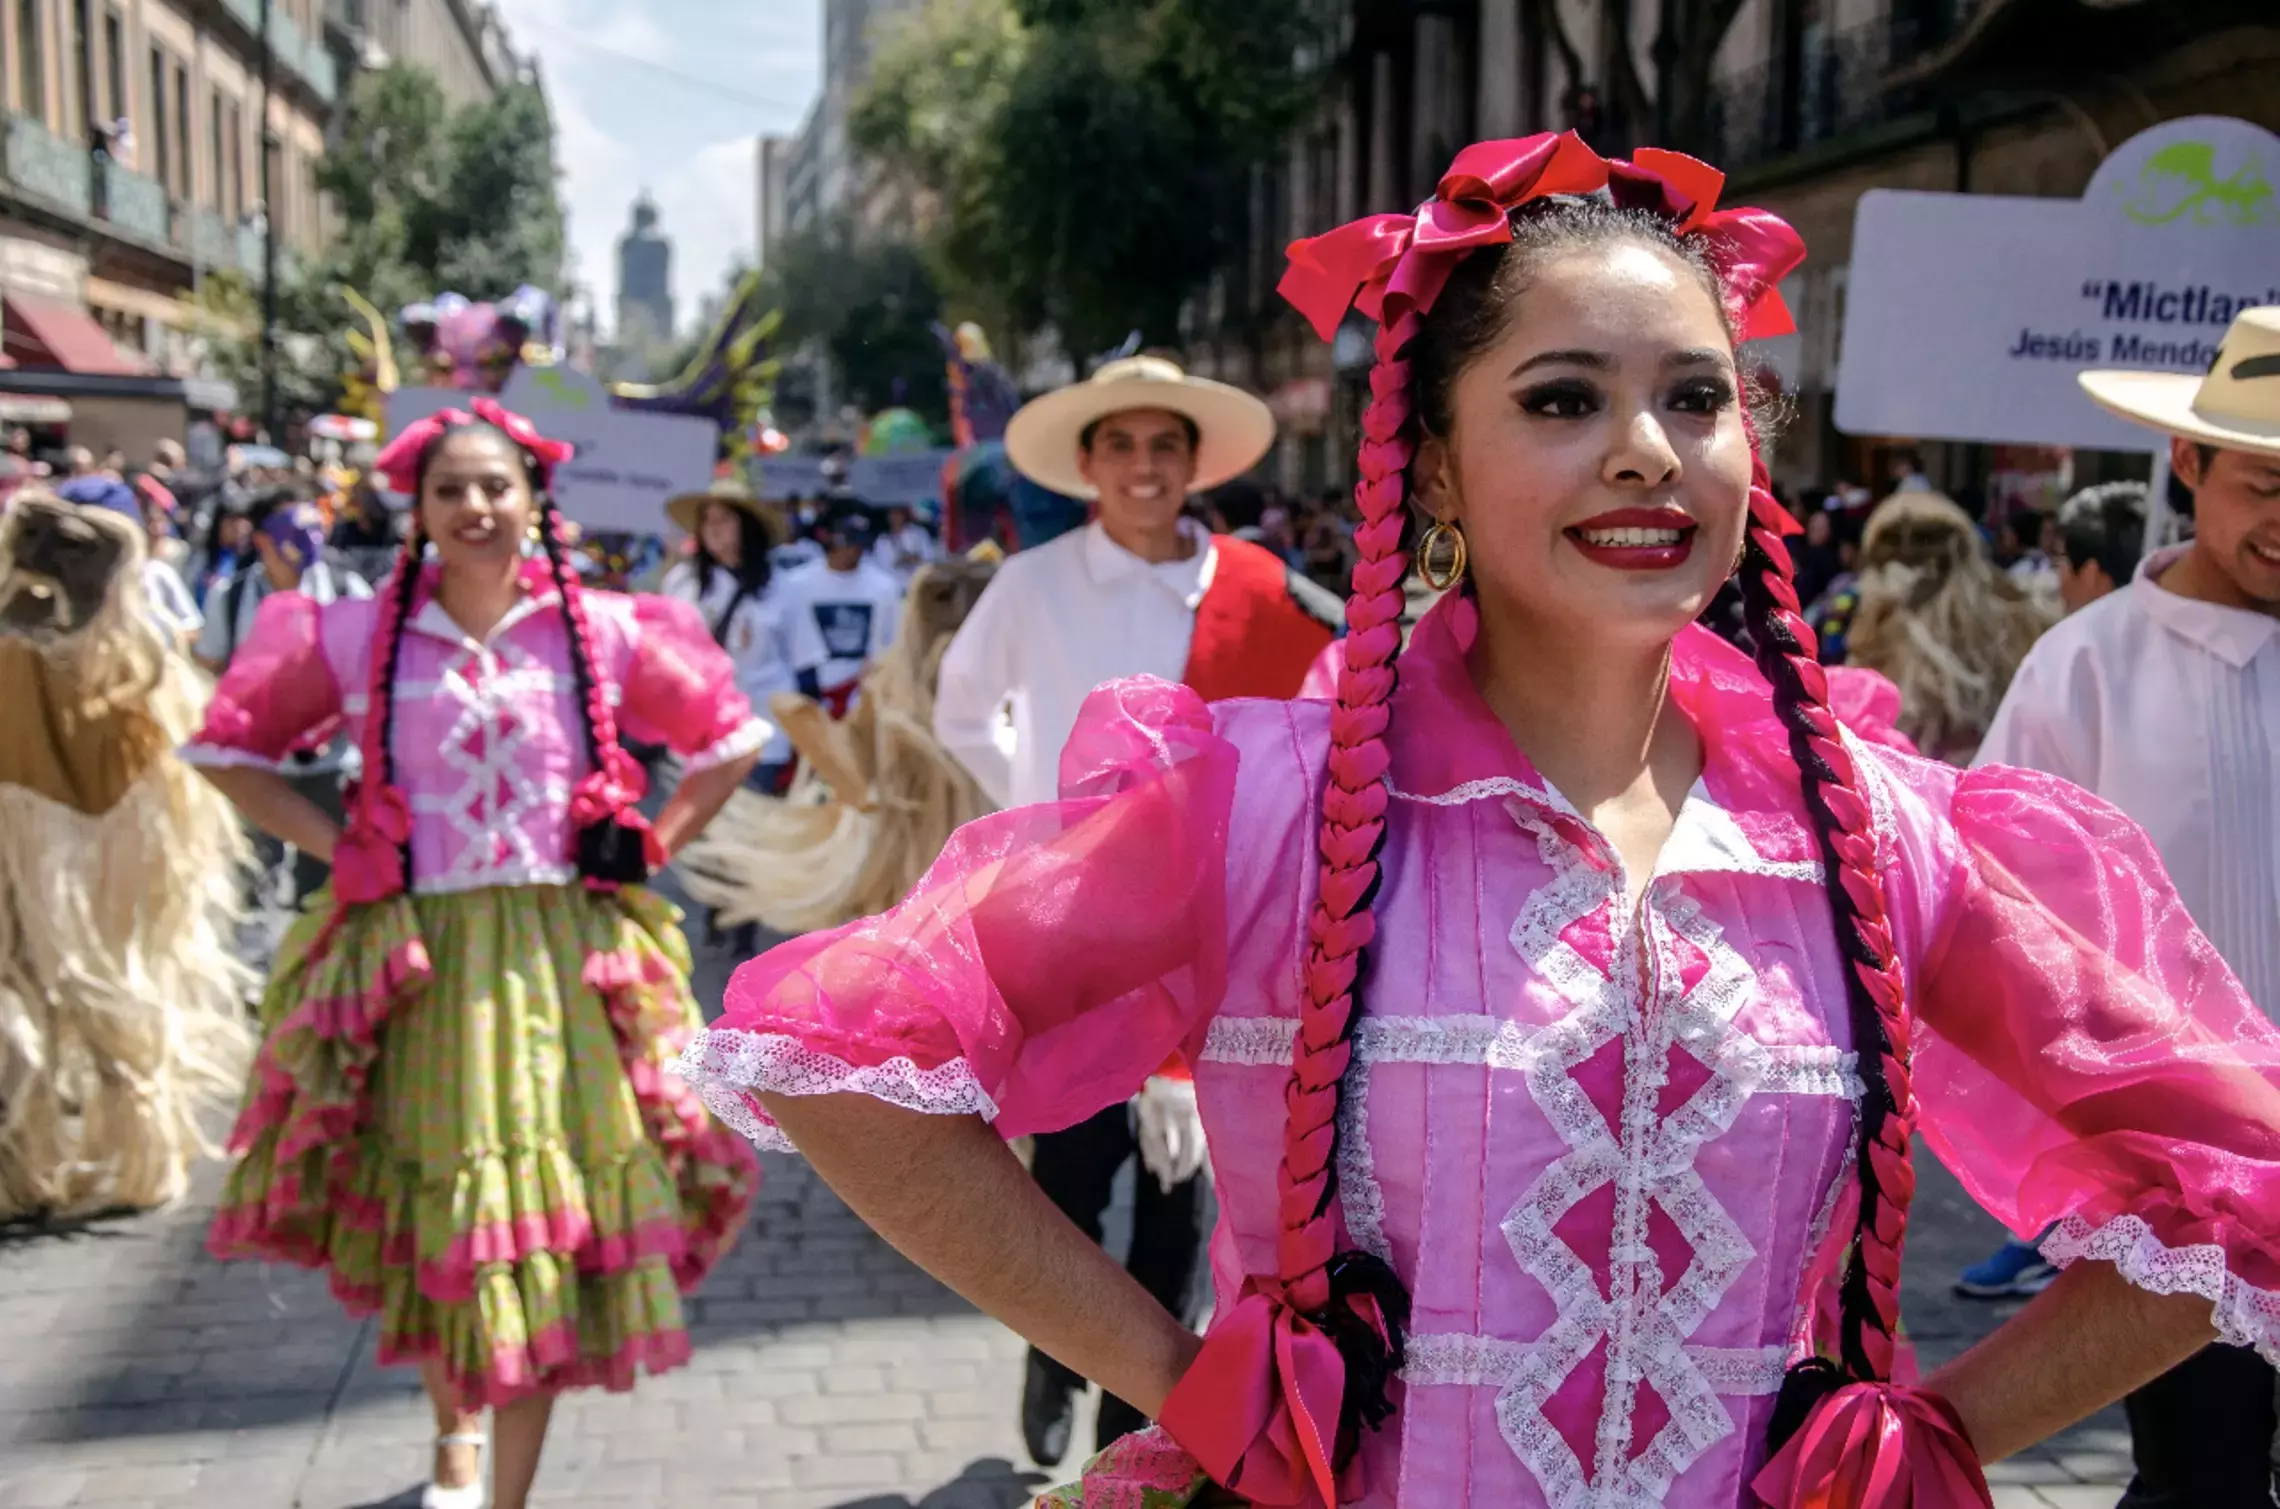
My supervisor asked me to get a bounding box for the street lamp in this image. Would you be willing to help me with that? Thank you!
[257,0,279,444]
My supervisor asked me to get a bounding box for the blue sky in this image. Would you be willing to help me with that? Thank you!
[493,0,822,337]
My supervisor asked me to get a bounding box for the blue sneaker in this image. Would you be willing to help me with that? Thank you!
[1954,1239,2059,1298]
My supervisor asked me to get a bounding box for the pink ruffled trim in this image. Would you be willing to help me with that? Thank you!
[376,1314,697,1411]
[673,1027,1001,1153]
[583,938,757,1291]
[2041,1213,2280,1364]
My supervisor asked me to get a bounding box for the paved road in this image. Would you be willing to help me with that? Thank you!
[0,880,2137,1508]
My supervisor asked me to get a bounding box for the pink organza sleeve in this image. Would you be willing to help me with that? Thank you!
[1297,637,1343,701]
[1913,762,2280,1357]
[679,677,1236,1150]
[180,591,343,768]
[619,593,771,770]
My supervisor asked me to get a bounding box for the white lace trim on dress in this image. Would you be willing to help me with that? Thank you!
[674,1029,1000,1153]
[178,744,288,772]
[684,716,773,773]
[2042,1213,2280,1364]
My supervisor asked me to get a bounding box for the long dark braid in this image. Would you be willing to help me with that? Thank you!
[1737,454,1918,1436]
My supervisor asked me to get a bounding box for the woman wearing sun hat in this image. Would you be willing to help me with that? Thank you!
[1978,305,2280,1508]
[664,478,799,790]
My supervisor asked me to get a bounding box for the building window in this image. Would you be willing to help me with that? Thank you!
[211,91,224,211]
[102,7,122,126]
[170,58,187,196]
[148,47,170,193]
[15,0,44,120]
[224,98,242,217]
[69,0,89,140]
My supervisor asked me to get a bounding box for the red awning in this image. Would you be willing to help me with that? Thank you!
[2,293,149,376]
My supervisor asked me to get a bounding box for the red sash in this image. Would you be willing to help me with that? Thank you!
[1180,536,1338,703]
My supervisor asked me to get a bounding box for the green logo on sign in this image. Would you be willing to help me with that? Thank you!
[2123,142,2277,227]
[528,367,595,408]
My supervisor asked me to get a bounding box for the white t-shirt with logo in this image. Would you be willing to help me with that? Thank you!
[783,559,904,696]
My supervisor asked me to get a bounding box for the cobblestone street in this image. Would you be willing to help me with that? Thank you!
[0,897,2136,1508]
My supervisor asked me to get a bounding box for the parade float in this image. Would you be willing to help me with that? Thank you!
[346,271,783,533]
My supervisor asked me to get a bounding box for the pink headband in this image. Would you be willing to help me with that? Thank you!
[1278,132,1807,539]
[371,396,575,494]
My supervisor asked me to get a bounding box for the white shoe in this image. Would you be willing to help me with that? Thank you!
[421,1431,487,1509]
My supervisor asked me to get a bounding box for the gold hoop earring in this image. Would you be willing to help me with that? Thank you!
[1416,519,1468,591]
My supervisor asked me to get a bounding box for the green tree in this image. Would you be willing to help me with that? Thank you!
[201,64,567,421]
[762,215,948,424]
[854,0,1326,358]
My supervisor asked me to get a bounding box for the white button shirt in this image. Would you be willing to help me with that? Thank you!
[934,518,1218,809]
[1979,544,2280,1019]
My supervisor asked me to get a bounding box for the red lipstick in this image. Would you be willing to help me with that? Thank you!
[1565,506,1697,572]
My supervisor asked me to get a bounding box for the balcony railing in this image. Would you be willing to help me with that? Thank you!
[97,159,172,244]
[2,115,93,216]
[216,0,339,104]
[188,209,234,268]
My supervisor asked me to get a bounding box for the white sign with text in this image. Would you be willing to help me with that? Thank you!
[383,366,720,533]
[1836,116,2280,449]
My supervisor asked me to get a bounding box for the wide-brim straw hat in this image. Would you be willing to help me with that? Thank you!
[667,478,787,546]
[1004,356,1276,500]
[2079,305,2280,459]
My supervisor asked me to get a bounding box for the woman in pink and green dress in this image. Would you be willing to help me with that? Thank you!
[186,399,765,1509]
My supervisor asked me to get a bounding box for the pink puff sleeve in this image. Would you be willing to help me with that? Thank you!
[1912,762,2280,1357]
[618,593,771,771]
[180,591,343,768]
[678,677,1236,1149]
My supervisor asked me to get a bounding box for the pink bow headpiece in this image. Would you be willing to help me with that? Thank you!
[1279,132,1809,540]
[372,397,575,494]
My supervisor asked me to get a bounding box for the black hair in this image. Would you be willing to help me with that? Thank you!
[2056,481,2148,586]
[693,502,776,600]
[1078,411,1201,453]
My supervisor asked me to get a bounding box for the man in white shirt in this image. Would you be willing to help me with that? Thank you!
[785,501,904,717]
[932,355,1339,1467]
[870,502,940,586]
[1980,307,2280,1509]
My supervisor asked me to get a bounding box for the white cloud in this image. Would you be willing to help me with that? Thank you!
[491,0,819,338]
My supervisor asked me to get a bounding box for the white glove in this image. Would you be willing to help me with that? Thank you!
[1134,1075,1207,1194]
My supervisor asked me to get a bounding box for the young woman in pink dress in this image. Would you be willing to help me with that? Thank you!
[188,400,765,1509]
[680,136,2280,1506]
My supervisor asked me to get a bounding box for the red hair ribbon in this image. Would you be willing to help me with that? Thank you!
[370,398,575,494]
[1752,1382,1993,1508]
[1158,1281,1351,1508]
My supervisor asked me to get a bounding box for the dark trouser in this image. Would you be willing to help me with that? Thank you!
[1026,1102,1208,1452]
[2120,1343,2280,1508]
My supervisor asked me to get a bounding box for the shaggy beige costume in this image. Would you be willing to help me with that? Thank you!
[0,491,250,1220]
[677,553,998,933]
[1845,491,2056,766]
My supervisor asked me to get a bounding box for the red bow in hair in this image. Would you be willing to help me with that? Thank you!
[370,399,576,494]
[1279,132,1610,340]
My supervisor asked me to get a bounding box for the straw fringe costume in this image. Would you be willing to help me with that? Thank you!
[676,554,1000,935]
[187,559,764,1408]
[0,495,251,1220]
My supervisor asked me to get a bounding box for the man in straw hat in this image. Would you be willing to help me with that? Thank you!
[933,354,1341,1467]
[1978,305,2280,1508]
